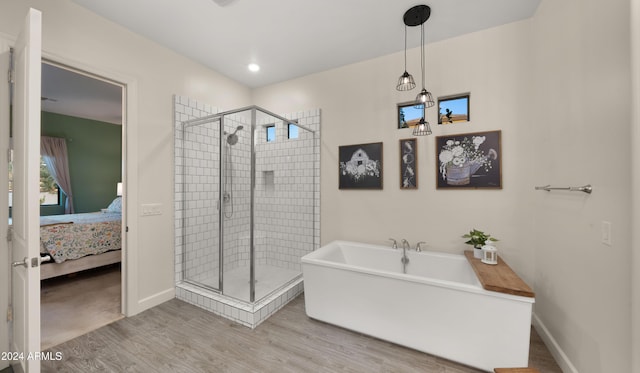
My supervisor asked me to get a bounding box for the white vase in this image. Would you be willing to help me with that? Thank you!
[473,246,483,259]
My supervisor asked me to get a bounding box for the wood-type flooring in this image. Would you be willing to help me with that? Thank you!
[43,295,562,372]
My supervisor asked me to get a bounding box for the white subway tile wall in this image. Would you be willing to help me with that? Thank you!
[173,96,320,327]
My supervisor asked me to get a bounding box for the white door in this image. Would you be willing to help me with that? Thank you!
[10,8,42,373]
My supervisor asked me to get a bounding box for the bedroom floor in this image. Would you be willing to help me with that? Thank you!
[40,264,123,350]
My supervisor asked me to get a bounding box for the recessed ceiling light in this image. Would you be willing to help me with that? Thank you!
[248,63,260,72]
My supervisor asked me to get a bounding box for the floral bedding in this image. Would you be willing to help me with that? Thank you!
[40,212,121,263]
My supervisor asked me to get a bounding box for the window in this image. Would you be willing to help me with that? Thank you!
[288,123,299,139]
[8,155,61,207]
[266,125,275,142]
[40,157,60,205]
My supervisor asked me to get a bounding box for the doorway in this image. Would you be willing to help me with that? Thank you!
[37,60,125,349]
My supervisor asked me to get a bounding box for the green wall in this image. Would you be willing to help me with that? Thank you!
[40,111,122,215]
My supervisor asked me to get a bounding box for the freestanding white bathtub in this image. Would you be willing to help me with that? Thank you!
[301,240,534,372]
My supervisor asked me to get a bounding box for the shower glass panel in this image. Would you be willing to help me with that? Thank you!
[180,118,221,291]
[219,113,252,301]
[253,115,316,302]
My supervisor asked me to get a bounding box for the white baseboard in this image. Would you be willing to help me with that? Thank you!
[532,312,579,373]
[136,287,175,313]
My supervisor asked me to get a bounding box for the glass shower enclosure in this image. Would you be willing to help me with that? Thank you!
[176,104,319,304]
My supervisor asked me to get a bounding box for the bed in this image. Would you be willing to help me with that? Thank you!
[39,197,122,280]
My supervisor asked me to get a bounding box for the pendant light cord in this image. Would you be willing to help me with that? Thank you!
[404,25,408,71]
[420,22,425,89]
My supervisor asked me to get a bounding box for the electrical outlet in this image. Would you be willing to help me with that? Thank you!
[141,203,162,216]
[601,221,612,246]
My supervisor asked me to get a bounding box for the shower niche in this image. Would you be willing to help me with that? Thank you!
[174,96,320,328]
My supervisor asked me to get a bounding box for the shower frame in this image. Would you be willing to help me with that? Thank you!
[180,105,315,303]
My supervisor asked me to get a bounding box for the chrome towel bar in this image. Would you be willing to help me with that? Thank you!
[535,184,592,194]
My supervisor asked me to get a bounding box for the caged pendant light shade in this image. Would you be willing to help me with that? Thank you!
[397,71,416,91]
[415,88,435,108]
[412,117,432,136]
[396,25,416,91]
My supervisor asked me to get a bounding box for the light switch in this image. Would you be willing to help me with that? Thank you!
[141,203,162,216]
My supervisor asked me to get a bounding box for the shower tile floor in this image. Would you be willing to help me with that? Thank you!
[179,264,304,328]
[192,265,300,303]
[222,265,301,302]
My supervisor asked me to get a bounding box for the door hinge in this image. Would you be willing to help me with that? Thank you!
[7,69,14,84]
[126,226,129,233]
[6,227,12,242]
[7,306,12,322]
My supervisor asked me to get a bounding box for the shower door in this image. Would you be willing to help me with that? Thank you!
[219,115,252,302]
[181,117,221,291]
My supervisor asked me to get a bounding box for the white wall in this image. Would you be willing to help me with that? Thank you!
[253,1,634,371]
[0,0,251,353]
[529,0,632,372]
[253,21,535,280]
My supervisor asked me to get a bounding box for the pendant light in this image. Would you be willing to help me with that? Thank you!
[401,4,434,136]
[412,117,432,136]
[396,25,416,91]
[414,10,434,109]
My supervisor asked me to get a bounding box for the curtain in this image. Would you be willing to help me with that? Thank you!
[40,136,74,214]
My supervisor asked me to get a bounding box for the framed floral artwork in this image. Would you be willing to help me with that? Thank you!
[438,93,470,124]
[399,138,417,189]
[435,130,501,189]
[339,142,383,189]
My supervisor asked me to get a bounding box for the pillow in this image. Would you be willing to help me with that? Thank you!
[106,196,122,213]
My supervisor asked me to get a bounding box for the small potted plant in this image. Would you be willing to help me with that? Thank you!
[462,229,498,259]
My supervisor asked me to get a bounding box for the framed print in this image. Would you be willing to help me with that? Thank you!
[438,93,470,124]
[435,130,501,189]
[397,102,425,129]
[399,138,417,189]
[339,142,383,189]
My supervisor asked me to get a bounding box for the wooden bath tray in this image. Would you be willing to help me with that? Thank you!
[464,251,534,298]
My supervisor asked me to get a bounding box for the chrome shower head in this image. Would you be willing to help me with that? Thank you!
[226,125,243,145]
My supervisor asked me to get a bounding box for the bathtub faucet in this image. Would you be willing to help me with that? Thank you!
[400,239,410,273]
[415,241,427,252]
[388,238,398,249]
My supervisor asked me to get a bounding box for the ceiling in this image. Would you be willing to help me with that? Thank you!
[70,0,540,88]
[44,0,540,124]
[42,62,123,125]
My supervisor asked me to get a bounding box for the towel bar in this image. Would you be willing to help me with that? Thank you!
[534,184,592,194]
